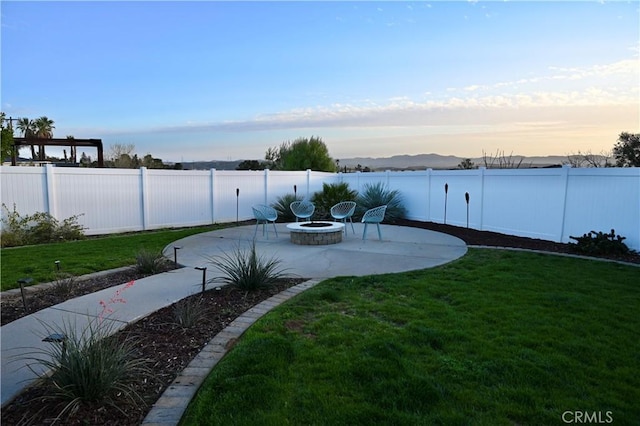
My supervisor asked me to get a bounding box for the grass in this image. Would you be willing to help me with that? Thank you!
[0,225,224,291]
[181,249,640,425]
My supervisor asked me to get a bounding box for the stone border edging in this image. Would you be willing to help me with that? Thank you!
[141,278,322,426]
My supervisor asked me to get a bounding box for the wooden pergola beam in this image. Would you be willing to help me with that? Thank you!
[12,138,104,167]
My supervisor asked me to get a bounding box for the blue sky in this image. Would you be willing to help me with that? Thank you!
[2,1,638,163]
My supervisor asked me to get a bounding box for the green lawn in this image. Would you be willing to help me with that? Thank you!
[181,249,640,425]
[0,225,224,291]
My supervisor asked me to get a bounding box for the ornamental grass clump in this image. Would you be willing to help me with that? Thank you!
[271,193,301,222]
[355,182,407,222]
[135,248,168,275]
[207,241,288,291]
[173,297,211,328]
[21,318,151,422]
[311,182,358,219]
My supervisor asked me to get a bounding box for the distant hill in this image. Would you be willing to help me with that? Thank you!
[180,154,567,171]
[338,153,567,171]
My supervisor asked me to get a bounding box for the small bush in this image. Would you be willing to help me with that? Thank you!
[135,249,168,274]
[311,182,358,220]
[271,193,301,222]
[355,182,407,222]
[1,203,85,247]
[51,272,77,298]
[207,241,288,291]
[569,229,633,256]
[173,297,211,328]
[22,318,150,421]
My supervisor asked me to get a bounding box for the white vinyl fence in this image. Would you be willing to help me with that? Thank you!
[1,165,638,251]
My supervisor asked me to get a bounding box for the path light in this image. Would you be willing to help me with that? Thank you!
[173,246,182,266]
[43,333,67,358]
[195,266,207,294]
[17,277,32,311]
[293,185,297,199]
[465,192,470,228]
[444,183,449,224]
[54,260,61,271]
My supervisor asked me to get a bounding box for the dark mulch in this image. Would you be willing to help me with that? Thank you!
[2,221,638,425]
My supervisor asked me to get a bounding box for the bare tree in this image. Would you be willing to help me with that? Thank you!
[481,149,529,169]
[108,143,137,168]
[565,150,613,168]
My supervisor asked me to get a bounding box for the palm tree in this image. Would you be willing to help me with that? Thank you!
[33,116,55,160]
[16,118,38,159]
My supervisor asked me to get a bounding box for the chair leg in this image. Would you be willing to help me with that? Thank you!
[348,217,355,234]
[362,223,368,240]
[272,221,278,238]
[254,221,260,239]
[376,223,382,240]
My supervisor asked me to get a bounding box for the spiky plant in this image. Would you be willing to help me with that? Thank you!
[21,318,150,421]
[207,241,288,291]
[311,182,358,220]
[355,182,407,223]
[271,193,302,222]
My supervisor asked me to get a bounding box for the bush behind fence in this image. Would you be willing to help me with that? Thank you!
[1,165,638,251]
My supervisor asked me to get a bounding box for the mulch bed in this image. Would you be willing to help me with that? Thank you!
[1,221,638,425]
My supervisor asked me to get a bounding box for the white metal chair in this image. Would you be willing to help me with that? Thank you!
[361,205,387,241]
[330,201,356,235]
[290,200,315,222]
[252,204,278,239]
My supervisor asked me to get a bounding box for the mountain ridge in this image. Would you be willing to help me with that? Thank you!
[181,153,567,170]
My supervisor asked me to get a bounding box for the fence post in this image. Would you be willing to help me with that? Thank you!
[264,169,270,205]
[426,168,432,222]
[44,164,57,219]
[478,167,486,230]
[140,167,149,231]
[210,169,216,224]
[558,164,571,243]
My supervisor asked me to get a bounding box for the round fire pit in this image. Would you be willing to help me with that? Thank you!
[286,222,345,245]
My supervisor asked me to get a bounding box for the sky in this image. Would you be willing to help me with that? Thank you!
[1,1,639,163]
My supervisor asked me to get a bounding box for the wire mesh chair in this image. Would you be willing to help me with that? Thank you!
[290,200,315,222]
[361,205,387,241]
[330,201,356,235]
[252,204,278,239]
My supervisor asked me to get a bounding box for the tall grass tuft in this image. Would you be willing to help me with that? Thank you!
[355,182,407,222]
[207,241,288,291]
[135,249,168,274]
[173,297,211,328]
[21,318,151,422]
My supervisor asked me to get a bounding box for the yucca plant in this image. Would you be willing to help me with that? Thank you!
[206,241,288,291]
[311,182,358,220]
[355,182,407,223]
[21,318,151,421]
[271,193,302,222]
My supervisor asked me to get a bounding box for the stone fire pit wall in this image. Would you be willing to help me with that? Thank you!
[286,222,345,245]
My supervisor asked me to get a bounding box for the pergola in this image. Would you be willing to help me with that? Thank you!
[11,138,104,167]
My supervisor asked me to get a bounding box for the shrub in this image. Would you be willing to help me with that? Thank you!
[22,318,150,421]
[173,297,211,328]
[569,229,633,256]
[354,182,407,222]
[51,272,77,298]
[311,182,358,220]
[1,203,85,247]
[135,249,168,274]
[207,241,288,291]
[271,193,302,223]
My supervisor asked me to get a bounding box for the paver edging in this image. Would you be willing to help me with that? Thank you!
[141,278,322,425]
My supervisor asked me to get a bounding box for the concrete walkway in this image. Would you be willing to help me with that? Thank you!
[1,223,467,411]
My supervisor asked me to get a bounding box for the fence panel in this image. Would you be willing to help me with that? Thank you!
[1,166,638,251]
